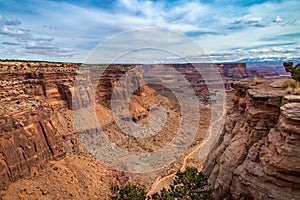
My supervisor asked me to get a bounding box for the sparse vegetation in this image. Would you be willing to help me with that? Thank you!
[283,62,300,82]
[111,184,147,200]
[286,86,294,94]
[281,79,297,88]
[253,76,263,84]
[281,62,300,95]
[295,86,300,95]
[281,79,300,95]
[111,167,213,200]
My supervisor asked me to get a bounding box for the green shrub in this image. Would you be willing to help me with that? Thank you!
[111,184,147,200]
[112,167,213,200]
[168,167,213,200]
[283,62,300,82]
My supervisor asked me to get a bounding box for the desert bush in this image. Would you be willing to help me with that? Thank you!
[253,76,263,84]
[281,79,297,88]
[283,80,300,95]
[286,86,294,94]
[294,87,300,95]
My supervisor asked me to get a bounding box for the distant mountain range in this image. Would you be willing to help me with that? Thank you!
[236,58,300,73]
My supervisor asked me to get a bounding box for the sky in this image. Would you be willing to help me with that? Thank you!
[0,0,299,63]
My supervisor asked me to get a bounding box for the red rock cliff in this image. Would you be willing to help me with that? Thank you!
[203,81,300,200]
[0,61,78,190]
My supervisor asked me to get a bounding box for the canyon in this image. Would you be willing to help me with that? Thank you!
[0,60,297,199]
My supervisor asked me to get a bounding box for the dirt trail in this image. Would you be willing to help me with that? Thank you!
[147,109,225,195]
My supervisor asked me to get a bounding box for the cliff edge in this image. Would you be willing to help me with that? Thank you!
[203,81,300,199]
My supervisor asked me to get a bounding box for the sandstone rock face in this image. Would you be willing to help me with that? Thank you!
[0,60,281,192]
[203,82,300,200]
[0,61,78,190]
[0,110,65,189]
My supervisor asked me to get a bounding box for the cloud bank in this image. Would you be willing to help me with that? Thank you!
[0,0,299,62]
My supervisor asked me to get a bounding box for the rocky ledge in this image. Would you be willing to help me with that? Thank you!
[203,81,300,200]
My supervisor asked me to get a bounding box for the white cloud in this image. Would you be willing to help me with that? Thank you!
[192,45,300,62]
[5,19,21,26]
[3,47,24,56]
[232,14,265,27]
[25,43,75,57]
[0,26,28,36]
[234,14,261,24]
[0,14,74,60]
[273,16,283,23]
[0,0,299,62]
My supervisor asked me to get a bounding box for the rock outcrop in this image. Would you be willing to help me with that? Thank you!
[203,81,300,200]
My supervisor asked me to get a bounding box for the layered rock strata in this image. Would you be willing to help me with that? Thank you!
[0,61,78,190]
[0,60,281,191]
[203,81,300,200]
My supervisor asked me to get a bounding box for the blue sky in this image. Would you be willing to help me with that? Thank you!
[0,0,299,62]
